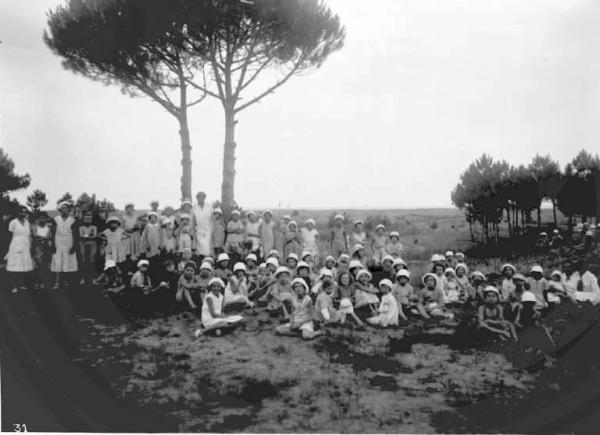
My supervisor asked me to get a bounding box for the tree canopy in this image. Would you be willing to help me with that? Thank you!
[0,148,30,215]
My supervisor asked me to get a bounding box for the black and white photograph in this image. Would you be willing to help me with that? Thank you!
[1,0,600,433]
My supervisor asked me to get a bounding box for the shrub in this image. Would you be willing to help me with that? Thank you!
[430,221,438,230]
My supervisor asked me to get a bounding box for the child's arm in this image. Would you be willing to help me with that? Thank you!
[206,297,225,318]
[416,293,430,319]
[183,289,196,308]
[398,302,407,320]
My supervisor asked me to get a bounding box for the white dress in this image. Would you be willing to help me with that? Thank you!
[245,221,261,251]
[194,203,213,256]
[201,292,243,329]
[6,219,33,272]
[224,277,251,306]
[301,228,319,259]
[368,293,399,326]
[51,215,78,272]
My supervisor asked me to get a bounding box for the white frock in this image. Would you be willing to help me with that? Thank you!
[51,216,78,272]
[6,219,33,272]
[201,292,243,329]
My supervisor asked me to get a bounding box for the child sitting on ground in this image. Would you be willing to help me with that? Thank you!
[314,277,341,325]
[214,253,232,281]
[197,277,244,337]
[443,267,460,304]
[527,265,548,308]
[296,261,313,289]
[367,279,400,327]
[477,286,517,341]
[504,273,526,322]
[275,278,324,340]
[267,266,294,318]
[93,259,125,294]
[417,273,446,319]
[131,259,157,295]
[392,269,413,319]
[454,263,472,302]
[178,248,195,273]
[546,270,568,305]
[514,290,542,329]
[176,262,201,309]
[500,263,517,301]
[353,269,380,318]
[337,272,365,328]
[322,255,338,281]
[224,262,254,310]
[286,253,299,272]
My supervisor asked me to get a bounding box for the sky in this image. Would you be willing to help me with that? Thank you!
[1,0,599,210]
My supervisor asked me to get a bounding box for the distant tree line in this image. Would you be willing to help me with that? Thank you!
[451,150,600,244]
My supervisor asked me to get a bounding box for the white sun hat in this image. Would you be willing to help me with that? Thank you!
[395,269,411,279]
[104,259,117,270]
[274,266,291,277]
[217,253,230,263]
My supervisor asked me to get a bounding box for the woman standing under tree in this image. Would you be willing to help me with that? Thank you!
[51,202,79,289]
[5,206,34,292]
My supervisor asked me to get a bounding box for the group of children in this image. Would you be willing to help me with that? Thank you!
[4,201,600,342]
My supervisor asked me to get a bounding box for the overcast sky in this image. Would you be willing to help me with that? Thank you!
[1,0,599,210]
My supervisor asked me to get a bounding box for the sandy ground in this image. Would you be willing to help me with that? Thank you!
[2,279,600,433]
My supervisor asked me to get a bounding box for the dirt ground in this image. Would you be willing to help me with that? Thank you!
[4,279,599,434]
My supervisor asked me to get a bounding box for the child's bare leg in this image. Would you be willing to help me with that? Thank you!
[302,329,324,340]
[350,312,364,326]
[184,289,196,309]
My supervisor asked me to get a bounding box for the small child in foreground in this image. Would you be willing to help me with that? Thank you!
[177,262,201,309]
[337,272,365,328]
[477,286,517,341]
[93,259,125,294]
[367,279,400,327]
[197,278,244,337]
[392,269,413,319]
[417,273,445,319]
[275,278,324,340]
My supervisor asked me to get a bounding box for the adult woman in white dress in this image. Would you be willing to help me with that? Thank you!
[51,201,79,289]
[5,206,34,292]
[193,192,213,258]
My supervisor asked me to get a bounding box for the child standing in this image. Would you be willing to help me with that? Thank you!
[224,210,245,257]
[244,211,261,257]
[348,220,367,250]
[284,221,301,259]
[330,215,348,258]
[367,279,400,327]
[78,211,98,284]
[259,211,276,260]
[371,224,387,264]
[161,207,178,255]
[386,232,404,259]
[211,208,226,256]
[101,216,128,265]
[141,212,163,259]
[32,214,53,289]
[301,218,320,264]
[176,214,194,252]
[51,202,79,289]
[122,203,141,261]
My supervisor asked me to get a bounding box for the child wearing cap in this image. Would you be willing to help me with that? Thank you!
[245,254,259,285]
[350,244,368,269]
[442,268,460,305]
[100,216,129,265]
[275,278,324,340]
[122,203,141,261]
[93,260,125,294]
[175,214,194,252]
[386,232,403,259]
[514,291,542,329]
[546,270,568,305]
[78,211,98,285]
[286,253,299,271]
[444,251,454,268]
[348,221,367,253]
[141,212,163,260]
[337,254,350,276]
[311,269,336,299]
[211,208,226,256]
[504,274,526,322]
[177,262,201,309]
[330,215,348,258]
[469,271,487,304]
[199,278,244,336]
[367,279,400,327]
[353,269,380,318]
[244,211,261,257]
[214,253,232,281]
[267,267,294,317]
[500,264,517,301]
[323,255,338,281]
[301,219,319,262]
[224,263,254,310]
[283,221,301,260]
[454,263,472,302]
[371,225,387,264]
[161,207,178,255]
[478,286,517,341]
[527,265,548,307]
[337,272,365,328]
[131,260,153,294]
[392,270,414,318]
[432,263,446,294]
[224,210,245,257]
[417,273,445,319]
[314,275,341,324]
[32,213,53,289]
[259,211,276,260]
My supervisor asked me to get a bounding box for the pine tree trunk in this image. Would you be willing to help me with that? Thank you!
[506,207,512,237]
[221,105,236,216]
[468,220,474,242]
[178,113,192,201]
[552,200,558,227]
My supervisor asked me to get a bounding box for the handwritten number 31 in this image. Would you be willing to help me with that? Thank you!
[13,424,27,432]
